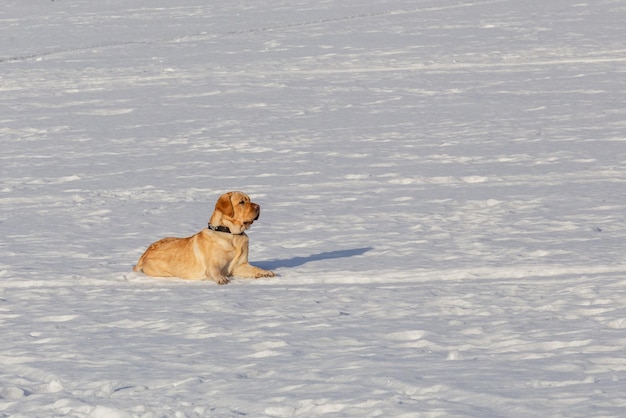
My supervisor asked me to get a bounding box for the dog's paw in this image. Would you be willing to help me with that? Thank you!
[214,276,231,285]
[255,270,275,278]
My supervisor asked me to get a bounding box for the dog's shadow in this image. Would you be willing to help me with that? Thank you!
[256,247,373,271]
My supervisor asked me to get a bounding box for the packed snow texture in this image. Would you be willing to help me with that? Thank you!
[1,0,626,416]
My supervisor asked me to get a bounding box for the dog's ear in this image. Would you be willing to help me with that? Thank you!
[214,192,234,218]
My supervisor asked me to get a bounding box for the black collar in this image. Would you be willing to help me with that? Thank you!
[208,224,242,235]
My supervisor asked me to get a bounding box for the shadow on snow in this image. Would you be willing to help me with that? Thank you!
[256,247,373,270]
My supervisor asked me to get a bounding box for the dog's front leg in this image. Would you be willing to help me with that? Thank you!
[233,263,275,279]
[205,266,230,285]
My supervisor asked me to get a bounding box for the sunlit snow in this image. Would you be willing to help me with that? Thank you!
[1,0,626,416]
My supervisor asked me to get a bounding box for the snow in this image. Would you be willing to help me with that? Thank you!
[1,0,626,416]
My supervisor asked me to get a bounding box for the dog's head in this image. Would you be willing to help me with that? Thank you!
[209,191,260,235]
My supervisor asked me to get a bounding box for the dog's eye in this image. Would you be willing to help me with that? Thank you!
[239,200,245,205]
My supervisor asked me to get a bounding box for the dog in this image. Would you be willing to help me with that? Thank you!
[133,191,275,284]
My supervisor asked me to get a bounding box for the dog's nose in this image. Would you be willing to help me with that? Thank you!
[253,203,260,220]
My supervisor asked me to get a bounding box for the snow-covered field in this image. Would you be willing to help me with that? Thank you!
[2,0,626,416]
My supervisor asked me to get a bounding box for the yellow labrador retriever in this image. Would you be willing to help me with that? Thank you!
[133,191,275,284]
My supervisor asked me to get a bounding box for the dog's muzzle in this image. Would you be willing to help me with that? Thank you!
[253,204,260,221]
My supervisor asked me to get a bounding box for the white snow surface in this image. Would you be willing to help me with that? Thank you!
[2,0,626,416]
